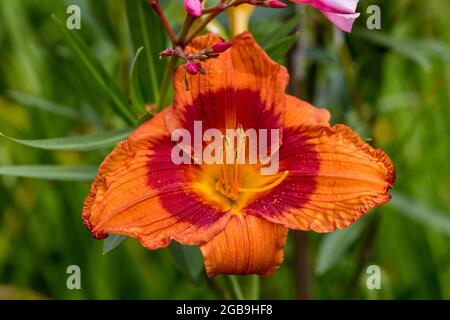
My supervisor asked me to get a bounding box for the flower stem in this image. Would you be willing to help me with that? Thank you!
[228,275,244,300]
[248,275,260,300]
[149,0,177,45]
[177,15,196,46]
[150,0,238,114]
[185,11,221,44]
[208,278,232,299]
[185,0,246,43]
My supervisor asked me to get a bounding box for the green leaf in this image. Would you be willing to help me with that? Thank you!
[7,91,81,120]
[389,191,450,236]
[170,241,204,284]
[0,128,132,151]
[0,165,97,181]
[262,14,301,47]
[264,33,299,64]
[125,0,167,104]
[52,15,135,124]
[129,47,146,114]
[103,234,128,255]
[315,218,367,275]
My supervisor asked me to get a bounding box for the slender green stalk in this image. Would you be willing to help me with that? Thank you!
[227,276,244,300]
[136,2,160,103]
[248,275,260,300]
[208,278,232,299]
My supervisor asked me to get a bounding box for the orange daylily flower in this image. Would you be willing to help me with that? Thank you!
[83,32,395,277]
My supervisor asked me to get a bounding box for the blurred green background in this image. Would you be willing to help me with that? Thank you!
[0,0,449,299]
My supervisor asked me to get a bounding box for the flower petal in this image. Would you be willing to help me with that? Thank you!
[83,107,231,249]
[293,0,359,14]
[321,11,360,33]
[200,214,288,277]
[291,0,360,32]
[245,124,395,232]
[284,94,331,127]
[166,32,289,134]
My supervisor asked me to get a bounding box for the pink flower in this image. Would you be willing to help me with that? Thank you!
[184,0,202,17]
[212,41,233,54]
[291,0,360,32]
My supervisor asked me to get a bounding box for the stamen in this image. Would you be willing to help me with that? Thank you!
[215,125,287,201]
[238,170,289,193]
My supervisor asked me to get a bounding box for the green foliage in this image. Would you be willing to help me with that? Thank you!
[52,15,135,124]
[315,218,367,276]
[169,242,204,284]
[390,192,450,236]
[125,0,167,105]
[129,47,146,114]
[256,14,302,64]
[0,165,97,181]
[7,91,82,120]
[265,33,299,64]
[355,29,450,71]
[0,128,133,151]
[103,235,128,255]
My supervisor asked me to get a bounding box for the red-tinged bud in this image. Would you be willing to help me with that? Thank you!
[159,48,175,60]
[212,41,233,54]
[186,62,200,75]
[184,0,202,17]
[267,0,287,8]
[247,0,287,8]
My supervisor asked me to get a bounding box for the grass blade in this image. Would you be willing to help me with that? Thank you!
[315,219,366,275]
[129,47,146,114]
[52,15,135,124]
[0,165,97,181]
[7,91,81,119]
[0,128,132,151]
[125,0,166,104]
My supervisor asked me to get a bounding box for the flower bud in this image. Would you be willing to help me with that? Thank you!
[186,61,200,75]
[212,41,233,54]
[267,0,287,8]
[159,48,175,60]
[247,0,287,8]
[184,0,202,17]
